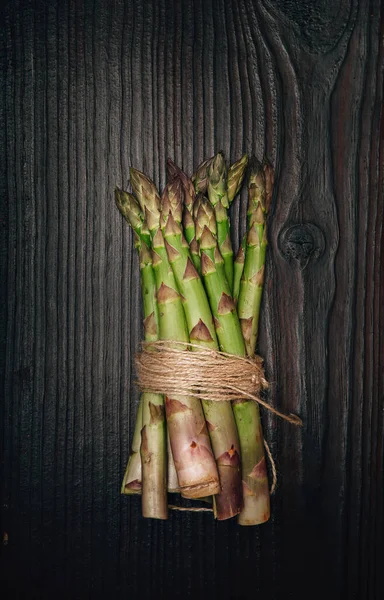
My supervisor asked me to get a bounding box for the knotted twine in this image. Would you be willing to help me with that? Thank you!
[136,340,302,510]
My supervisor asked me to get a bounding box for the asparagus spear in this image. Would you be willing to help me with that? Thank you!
[236,158,272,525]
[183,207,201,274]
[233,235,246,304]
[161,179,243,519]
[193,193,217,243]
[166,160,202,273]
[115,190,146,495]
[196,197,270,525]
[166,160,197,247]
[120,398,143,494]
[199,227,245,353]
[114,188,151,247]
[227,154,248,204]
[138,242,168,519]
[238,160,268,354]
[115,189,168,518]
[166,159,196,213]
[130,168,220,499]
[191,156,214,194]
[207,153,234,289]
[152,230,220,498]
[115,189,168,519]
[194,198,244,352]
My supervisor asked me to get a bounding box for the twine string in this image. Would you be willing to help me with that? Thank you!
[136,341,302,426]
[169,505,213,513]
[136,340,301,509]
[264,439,277,495]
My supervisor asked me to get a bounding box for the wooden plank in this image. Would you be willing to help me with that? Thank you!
[0,0,382,598]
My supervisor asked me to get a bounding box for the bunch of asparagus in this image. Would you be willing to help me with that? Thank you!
[115,152,274,525]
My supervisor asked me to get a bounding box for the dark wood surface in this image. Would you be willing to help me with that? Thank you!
[1,1,383,598]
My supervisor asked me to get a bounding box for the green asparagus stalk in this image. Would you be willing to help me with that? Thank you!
[167,430,180,493]
[207,153,234,289]
[115,190,146,494]
[137,242,168,519]
[114,188,151,248]
[167,159,196,212]
[236,158,272,525]
[115,189,167,518]
[239,160,268,354]
[130,168,220,499]
[179,170,201,272]
[152,229,220,498]
[161,184,217,348]
[233,235,246,304]
[167,161,199,268]
[120,398,143,494]
[243,155,273,346]
[227,154,248,204]
[161,180,243,519]
[199,226,245,355]
[129,167,163,238]
[194,194,217,243]
[196,197,269,526]
[194,198,245,352]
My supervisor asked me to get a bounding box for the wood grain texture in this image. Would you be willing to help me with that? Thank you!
[0,1,383,599]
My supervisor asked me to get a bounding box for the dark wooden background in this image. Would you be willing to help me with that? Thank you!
[1,1,383,598]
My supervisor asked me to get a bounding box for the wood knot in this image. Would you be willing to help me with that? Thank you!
[278,223,325,269]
